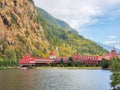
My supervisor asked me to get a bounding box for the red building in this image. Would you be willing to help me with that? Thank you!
[19,51,55,66]
[34,58,54,66]
[55,56,69,64]
[19,49,120,66]
[72,54,100,65]
[19,54,35,66]
[72,49,120,65]
[102,49,120,60]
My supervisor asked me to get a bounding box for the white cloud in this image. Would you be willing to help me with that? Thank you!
[105,41,120,49]
[108,35,117,40]
[33,0,120,30]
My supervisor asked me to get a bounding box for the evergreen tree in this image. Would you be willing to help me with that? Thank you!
[67,57,74,66]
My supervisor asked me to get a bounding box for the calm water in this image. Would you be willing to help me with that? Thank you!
[0,69,111,90]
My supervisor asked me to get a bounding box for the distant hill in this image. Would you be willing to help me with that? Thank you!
[97,42,120,53]
[36,8,78,34]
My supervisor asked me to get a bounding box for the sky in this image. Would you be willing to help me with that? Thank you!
[33,0,120,49]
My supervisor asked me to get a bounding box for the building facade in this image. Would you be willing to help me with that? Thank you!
[19,49,120,66]
[19,51,56,66]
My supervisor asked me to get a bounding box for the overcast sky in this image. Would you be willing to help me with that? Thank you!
[33,0,120,49]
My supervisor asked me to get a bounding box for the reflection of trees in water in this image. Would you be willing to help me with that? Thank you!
[110,58,120,90]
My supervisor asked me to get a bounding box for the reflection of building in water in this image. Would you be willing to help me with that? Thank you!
[19,49,120,66]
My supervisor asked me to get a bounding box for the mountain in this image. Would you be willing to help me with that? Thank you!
[36,7,108,56]
[97,42,120,53]
[36,8,78,34]
[0,0,108,62]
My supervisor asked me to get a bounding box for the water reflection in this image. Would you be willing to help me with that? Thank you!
[0,69,111,90]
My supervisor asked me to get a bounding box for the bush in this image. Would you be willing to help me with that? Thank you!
[100,59,111,69]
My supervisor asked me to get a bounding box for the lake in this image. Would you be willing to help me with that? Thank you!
[0,68,111,90]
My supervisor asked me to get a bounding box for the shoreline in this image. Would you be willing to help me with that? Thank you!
[0,67,19,70]
[35,66,102,70]
[0,66,107,70]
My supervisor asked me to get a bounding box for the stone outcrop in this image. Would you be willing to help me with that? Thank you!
[0,0,49,58]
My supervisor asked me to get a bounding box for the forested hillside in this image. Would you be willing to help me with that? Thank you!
[36,7,108,56]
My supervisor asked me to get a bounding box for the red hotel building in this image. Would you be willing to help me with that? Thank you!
[19,49,120,66]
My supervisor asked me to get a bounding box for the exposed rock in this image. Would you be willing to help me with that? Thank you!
[0,14,11,27]
[11,12,20,24]
[0,0,49,58]
[0,45,3,51]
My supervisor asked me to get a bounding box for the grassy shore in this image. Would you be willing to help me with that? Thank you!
[0,66,103,70]
[35,66,102,70]
[0,67,19,70]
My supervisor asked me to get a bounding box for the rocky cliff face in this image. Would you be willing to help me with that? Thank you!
[0,0,49,60]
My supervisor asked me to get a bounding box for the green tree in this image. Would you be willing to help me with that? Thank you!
[110,58,120,90]
[4,49,16,60]
[59,58,64,67]
[111,58,120,72]
[67,57,74,66]
[100,58,111,69]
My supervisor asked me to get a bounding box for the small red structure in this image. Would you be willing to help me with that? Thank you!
[49,50,56,59]
[19,53,54,66]
[50,50,55,56]
[19,54,35,66]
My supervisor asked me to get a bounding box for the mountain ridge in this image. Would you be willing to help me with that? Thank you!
[36,7,78,34]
